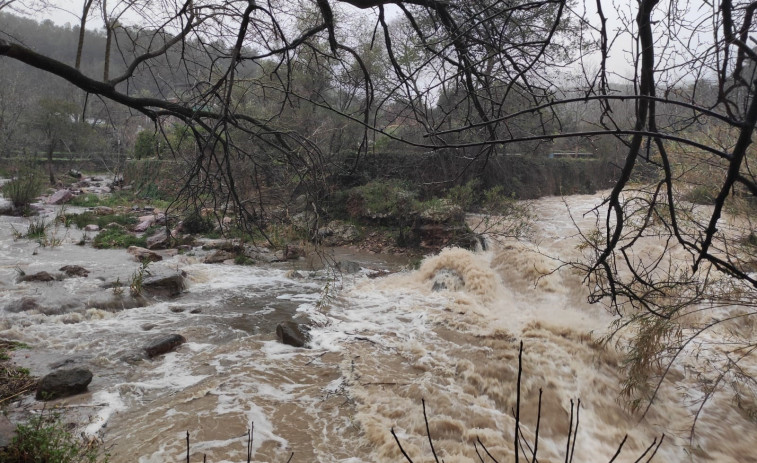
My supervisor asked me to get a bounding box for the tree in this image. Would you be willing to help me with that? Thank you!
[29,98,79,184]
[0,0,756,419]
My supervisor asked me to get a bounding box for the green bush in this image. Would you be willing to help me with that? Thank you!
[2,166,44,209]
[93,226,146,249]
[348,180,416,220]
[182,211,214,234]
[0,408,108,463]
[446,179,479,210]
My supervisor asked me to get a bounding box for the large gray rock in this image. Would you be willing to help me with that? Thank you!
[144,334,186,358]
[36,368,93,400]
[146,229,170,249]
[127,246,163,262]
[317,221,360,246]
[276,321,310,348]
[142,273,185,297]
[47,189,74,205]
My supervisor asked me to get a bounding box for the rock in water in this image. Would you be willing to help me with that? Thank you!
[127,246,163,262]
[276,321,310,348]
[36,368,93,400]
[59,265,89,277]
[142,273,185,297]
[144,334,186,358]
[431,268,465,292]
[19,271,56,282]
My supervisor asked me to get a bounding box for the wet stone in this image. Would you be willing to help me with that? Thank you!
[144,334,186,358]
[142,273,185,297]
[276,321,310,348]
[36,368,93,401]
[59,265,89,278]
[19,271,56,283]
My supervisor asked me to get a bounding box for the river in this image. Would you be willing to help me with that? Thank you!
[1,193,755,462]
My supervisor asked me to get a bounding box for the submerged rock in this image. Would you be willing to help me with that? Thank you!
[276,321,310,348]
[337,260,362,274]
[19,271,56,283]
[142,273,186,297]
[144,334,186,358]
[59,265,89,277]
[431,268,465,292]
[4,297,42,313]
[36,368,93,400]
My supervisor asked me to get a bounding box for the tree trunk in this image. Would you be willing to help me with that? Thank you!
[47,139,56,185]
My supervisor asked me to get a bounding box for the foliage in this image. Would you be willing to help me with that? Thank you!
[181,211,214,234]
[2,166,44,209]
[347,180,416,221]
[445,180,479,210]
[133,130,162,160]
[0,407,108,463]
[129,260,151,297]
[92,225,145,249]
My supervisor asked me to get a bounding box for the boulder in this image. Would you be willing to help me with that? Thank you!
[431,268,465,292]
[134,218,155,232]
[276,321,310,348]
[142,273,185,297]
[274,244,303,261]
[127,246,163,262]
[47,189,74,205]
[19,271,56,283]
[59,265,89,277]
[204,250,235,264]
[337,260,362,274]
[83,224,100,232]
[291,211,317,231]
[146,229,170,249]
[67,169,82,179]
[317,221,360,246]
[242,244,277,263]
[36,368,93,400]
[144,334,186,358]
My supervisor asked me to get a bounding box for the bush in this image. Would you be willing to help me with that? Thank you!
[182,211,215,234]
[0,408,107,463]
[2,166,44,209]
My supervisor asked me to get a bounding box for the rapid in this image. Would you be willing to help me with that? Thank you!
[1,193,755,462]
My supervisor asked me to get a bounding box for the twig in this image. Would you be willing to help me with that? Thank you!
[423,398,441,463]
[391,427,415,463]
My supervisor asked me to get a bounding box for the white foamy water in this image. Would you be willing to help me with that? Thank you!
[1,194,755,462]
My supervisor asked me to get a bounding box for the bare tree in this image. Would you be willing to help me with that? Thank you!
[0,0,756,418]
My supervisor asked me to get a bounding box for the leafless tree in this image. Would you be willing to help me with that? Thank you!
[0,0,756,418]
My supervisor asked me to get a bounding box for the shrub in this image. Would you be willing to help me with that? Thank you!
[2,166,44,209]
[0,408,107,463]
[182,211,215,234]
[445,179,479,210]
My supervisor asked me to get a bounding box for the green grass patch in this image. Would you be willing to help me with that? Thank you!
[92,226,146,249]
[0,340,36,405]
[66,212,137,230]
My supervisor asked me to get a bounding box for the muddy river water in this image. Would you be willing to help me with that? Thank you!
[1,193,755,462]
